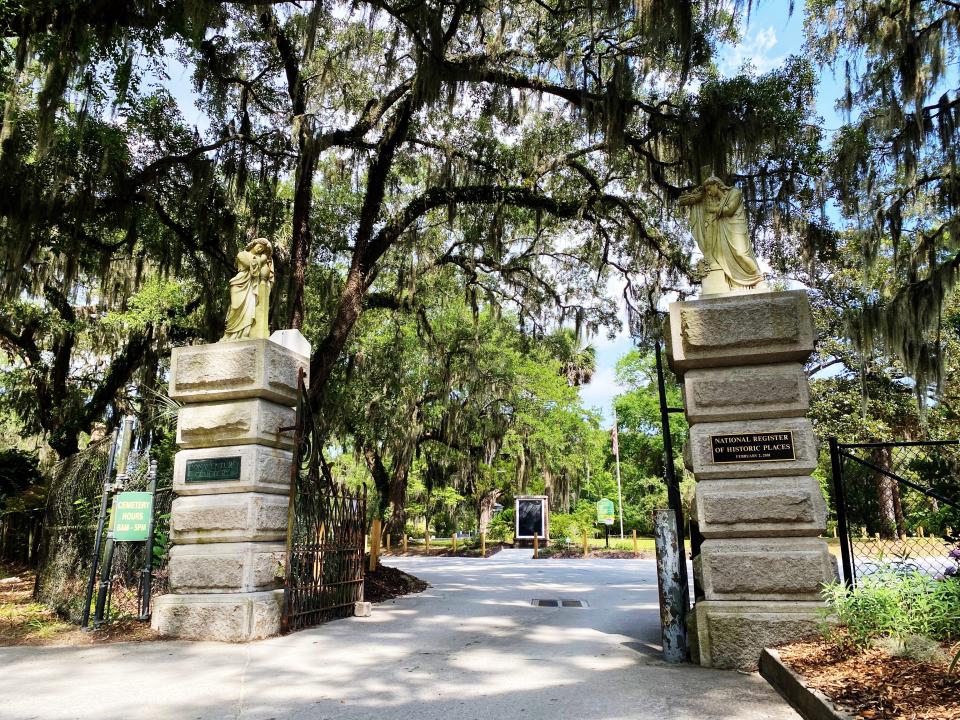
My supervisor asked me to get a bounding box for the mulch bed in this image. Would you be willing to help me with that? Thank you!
[536,547,653,559]
[380,544,504,558]
[364,560,429,604]
[778,638,960,719]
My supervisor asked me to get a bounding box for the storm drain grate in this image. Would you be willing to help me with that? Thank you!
[531,599,588,608]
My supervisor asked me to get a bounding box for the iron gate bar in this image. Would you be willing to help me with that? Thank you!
[838,450,960,509]
[829,438,856,588]
[282,370,367,633]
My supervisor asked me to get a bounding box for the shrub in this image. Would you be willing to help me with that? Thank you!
[823,571,960,651]
[486,513,511,542]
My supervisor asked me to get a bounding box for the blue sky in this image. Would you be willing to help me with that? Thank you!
[579,3,846,425]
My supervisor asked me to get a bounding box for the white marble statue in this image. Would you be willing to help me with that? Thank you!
[221,238,274,341]
[679,176,765,296]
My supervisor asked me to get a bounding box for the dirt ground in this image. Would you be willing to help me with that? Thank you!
[0,563,160,646]
[779,637,960,720]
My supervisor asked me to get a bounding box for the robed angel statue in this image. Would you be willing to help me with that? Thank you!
[221,238,274,341]
[678,175,765,296]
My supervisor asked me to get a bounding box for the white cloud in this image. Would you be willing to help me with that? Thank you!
[719,26,784,76]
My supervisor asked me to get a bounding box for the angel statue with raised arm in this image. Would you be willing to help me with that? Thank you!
[221,238,275,341]
[678,175,765,296]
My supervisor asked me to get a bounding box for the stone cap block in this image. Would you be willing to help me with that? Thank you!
[691,599,826,670]
[151,589,282,641]
[683,363,809,424]
[168,542,285,594]
[695,476,827,538]
[173,445,292,497]
[170,338,309,405]
[687,417,818,479]
[696,537,837,602]
[177,398,295,450]
[667,290,815,375]
[171,493,289,543]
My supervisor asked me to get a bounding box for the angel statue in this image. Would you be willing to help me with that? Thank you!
[678,175,765,296]
[221,238,275,341]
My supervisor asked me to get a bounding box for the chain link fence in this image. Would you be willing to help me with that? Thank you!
[34,439,172,622]
[832,439,960,584]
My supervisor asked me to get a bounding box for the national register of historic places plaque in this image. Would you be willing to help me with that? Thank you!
[710,431,795,463]
[185,456,242,482]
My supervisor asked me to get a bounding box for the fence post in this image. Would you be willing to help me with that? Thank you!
[582,529,589,557]
[452,534,457,553]
[632,529,638,554]
[425,526,430,552]
[386,534,391,552]
[829,437,855,588]
[403,533,408,553]
[533,532,539,559]
[654,508,688,662]
[369,519,381,572]
[481,532,486,556]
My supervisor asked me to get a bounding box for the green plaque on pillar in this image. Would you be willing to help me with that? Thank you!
[185,456,242,482]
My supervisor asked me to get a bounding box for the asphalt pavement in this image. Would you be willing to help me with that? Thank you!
[0,549,799,720]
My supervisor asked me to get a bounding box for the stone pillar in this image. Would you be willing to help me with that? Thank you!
[151,330,310,641]
[667,290,835,670]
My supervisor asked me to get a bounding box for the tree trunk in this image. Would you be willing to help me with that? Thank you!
[286,132,317,329]
[871,447,897,539]
[478,489,501,534]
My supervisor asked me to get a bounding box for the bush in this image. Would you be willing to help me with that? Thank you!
[486,513,511,542]
[823,572,960,651]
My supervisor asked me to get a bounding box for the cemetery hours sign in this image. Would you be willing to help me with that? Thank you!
[710,431,795,463]
[112,492,154,542]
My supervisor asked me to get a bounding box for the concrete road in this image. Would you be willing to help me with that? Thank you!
[0,550,798,720]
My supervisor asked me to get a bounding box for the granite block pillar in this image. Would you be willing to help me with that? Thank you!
[151,331,309,641]
[667,290,835,670]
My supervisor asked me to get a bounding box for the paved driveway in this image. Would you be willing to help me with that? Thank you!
[0,550,798,720]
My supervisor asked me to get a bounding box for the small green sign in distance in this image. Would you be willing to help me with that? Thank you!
[596,498,615,525]
[112,492,154,542]
[185,456,242,482]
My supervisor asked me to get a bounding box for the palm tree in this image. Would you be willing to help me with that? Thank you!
[547,328,596,387]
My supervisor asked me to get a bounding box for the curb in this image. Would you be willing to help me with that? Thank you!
[759,648,854,720]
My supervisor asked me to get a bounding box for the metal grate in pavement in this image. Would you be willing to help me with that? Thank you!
[531,599,588,608]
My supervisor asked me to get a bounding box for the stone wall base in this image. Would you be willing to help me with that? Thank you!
[151,589,283,642]
[689,599,826,671]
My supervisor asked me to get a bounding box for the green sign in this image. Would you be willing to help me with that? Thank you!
[185,456,242,482]
[112,492,154,542]
[596,498,615,525]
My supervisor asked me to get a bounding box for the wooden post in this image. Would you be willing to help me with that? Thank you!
[452,534,457,553]
[425,527,430,552]
[582,529,589,557]
[480,532,486,556]
[369,519,382,572]
[533,531,539,559]
[386,534,391,552]
[632,529,638,554]
[403,533,408,553]
[832,526,838,538]
[918,526,924,538]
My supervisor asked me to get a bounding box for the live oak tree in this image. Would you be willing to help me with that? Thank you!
[0,0,824,460]
[807,0,960,396]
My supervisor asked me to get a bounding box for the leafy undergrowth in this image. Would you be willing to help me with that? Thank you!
[364,560,429,603]
[779,637,960,720]
[0,564,160,646]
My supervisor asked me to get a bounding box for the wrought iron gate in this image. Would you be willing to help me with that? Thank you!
[829,438,960,587]
[282,371,367,632]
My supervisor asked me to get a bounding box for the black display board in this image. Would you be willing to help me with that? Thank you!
[517,498,544,537]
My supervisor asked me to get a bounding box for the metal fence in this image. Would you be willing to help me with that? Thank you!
[282,371,367,632]
[34,439,171,622]
[829,438,960,586]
